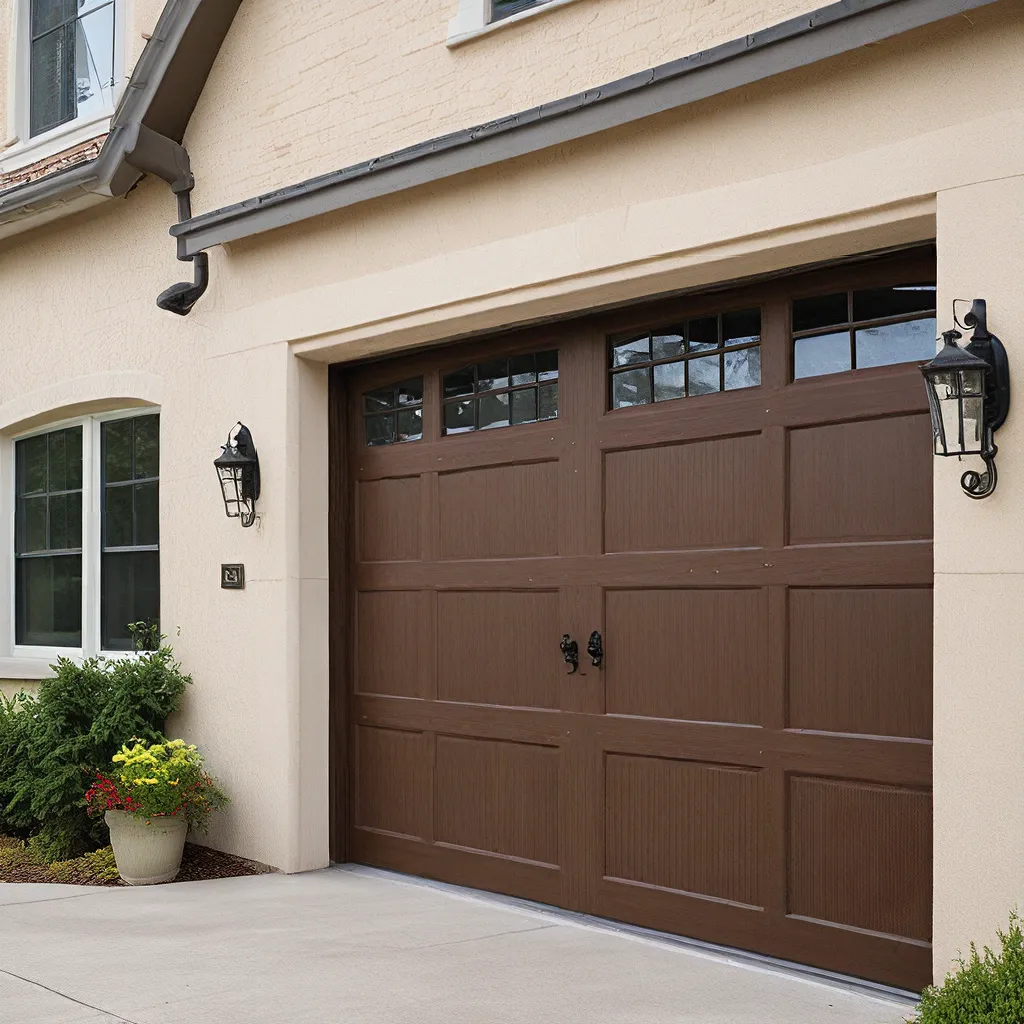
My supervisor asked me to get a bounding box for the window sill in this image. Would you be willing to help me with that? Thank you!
[446,0,586,47]
[0,110,113,176]
[0,656,57,681]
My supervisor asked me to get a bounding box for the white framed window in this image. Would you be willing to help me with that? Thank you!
[3,0,125,169]
[446,0,583,47]
[9,409,159,660]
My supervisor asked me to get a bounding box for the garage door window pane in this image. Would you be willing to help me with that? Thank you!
[856,319,937,369]
[795,332,852,379]
[609,308,761,410]
[792,281,936,379]
[725,347,761,390]
[363,377,424,446]
[443,350,558,435]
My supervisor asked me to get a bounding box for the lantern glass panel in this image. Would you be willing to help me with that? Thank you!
[961,367,985,397]
[962,395,984,453]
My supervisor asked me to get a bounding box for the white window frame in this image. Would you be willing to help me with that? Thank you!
[2,0,127,173]
[446,0,585,47]
[4,407,159,666]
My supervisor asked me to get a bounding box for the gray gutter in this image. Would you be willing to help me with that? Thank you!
[0,0,241,228]
[172,0,996,258]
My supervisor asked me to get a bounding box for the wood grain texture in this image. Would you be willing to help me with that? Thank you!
[354,726,428,839]
[434,735,560,866]
[605,588,766,724]
[789,587,933,738]
[604,435,761,552]
[357,476,421,562]
[437,590,560,708]
[605,754,764,907]
[439,462,559,560]
[788,775,932,943]
[789,415,933,544]
[355,591,425,698]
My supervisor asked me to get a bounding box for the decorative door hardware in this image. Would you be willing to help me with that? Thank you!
[587,631,604,668]
[559,634,579,674]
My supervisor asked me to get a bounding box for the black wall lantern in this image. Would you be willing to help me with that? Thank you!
[214,423,261,527]
[921,299,1010,499]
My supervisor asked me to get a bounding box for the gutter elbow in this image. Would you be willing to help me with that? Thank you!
[156,251,209,316]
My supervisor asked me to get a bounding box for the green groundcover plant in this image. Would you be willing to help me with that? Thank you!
[912,911,1024,1023]
[0,632,191,861]
[85,739,228,831]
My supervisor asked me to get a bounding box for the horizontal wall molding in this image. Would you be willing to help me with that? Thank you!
[173,0,997,257]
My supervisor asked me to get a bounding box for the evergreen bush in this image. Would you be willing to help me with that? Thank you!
[914,911,1024,1023]
[0,645,190,861]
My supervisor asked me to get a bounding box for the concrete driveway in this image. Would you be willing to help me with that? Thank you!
[1,866,916,1024]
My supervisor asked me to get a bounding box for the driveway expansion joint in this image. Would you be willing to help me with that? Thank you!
[0,968,140,1024]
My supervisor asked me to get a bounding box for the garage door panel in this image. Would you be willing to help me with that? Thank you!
[604,435,761,552]
[789,415,933,544]
[435,735,560,867]
[357,477,421,562]
[437,590,560,709]
[605,753,764,907]
[355,726,429,840]
[788,775,932,942]
[788,587,933,738]
[606,589,766,725]
[355,591,426,698]
[438,462,559,560]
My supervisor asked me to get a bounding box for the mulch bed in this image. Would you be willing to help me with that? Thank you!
[0,835,272,886]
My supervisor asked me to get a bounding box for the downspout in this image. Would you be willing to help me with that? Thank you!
[120,123,210,316]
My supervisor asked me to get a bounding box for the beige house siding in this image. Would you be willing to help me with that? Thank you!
[185,0,827,214]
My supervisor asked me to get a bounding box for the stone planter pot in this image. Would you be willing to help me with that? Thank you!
[105,810,187,885]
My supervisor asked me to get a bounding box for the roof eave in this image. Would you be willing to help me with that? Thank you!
[172,0,999,258]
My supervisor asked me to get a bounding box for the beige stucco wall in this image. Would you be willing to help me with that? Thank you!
[932,173,1024,979]
[0,0,1021,984]
[0,174,329,873]
[186,0,826,213]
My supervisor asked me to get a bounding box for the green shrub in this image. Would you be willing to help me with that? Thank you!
[0,648,191,861]
[913,911,1024,1023]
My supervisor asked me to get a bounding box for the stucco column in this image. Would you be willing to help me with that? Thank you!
[933,174,1024,980]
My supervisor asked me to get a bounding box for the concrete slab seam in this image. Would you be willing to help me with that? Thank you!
[0,968,139,1024]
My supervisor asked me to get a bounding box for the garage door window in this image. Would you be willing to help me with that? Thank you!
[364,378,424,446]
[793,283,936,379]
[443,350,558,434]
[609,308,761,409]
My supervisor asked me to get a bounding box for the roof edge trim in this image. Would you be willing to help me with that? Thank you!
[172,0,996,256]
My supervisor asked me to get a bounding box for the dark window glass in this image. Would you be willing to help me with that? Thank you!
[442,351,558,435]
[491,0,546,22]
[14,425,83,647]
[363,377,424,447]
[792,280,936,379]
[792,293,848,333]
[609,308,761,410]
[852,284,936,322]
[101,551,159,653]
[101,415,159,650]
[30,0,116,138]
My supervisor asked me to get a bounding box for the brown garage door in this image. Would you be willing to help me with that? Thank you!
[334,248,934,991]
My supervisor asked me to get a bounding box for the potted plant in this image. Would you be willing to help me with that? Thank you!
[86,739,228,885]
